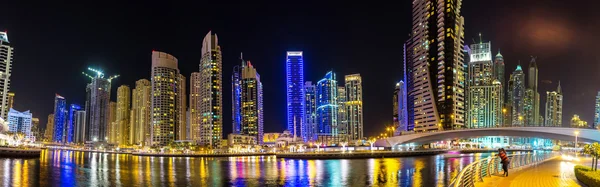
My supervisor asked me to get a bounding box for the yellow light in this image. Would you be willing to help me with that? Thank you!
[574,131,580,135]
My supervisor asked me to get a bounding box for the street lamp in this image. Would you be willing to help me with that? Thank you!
[574,131,580,148]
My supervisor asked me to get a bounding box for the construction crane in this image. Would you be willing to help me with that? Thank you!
[82,67,119,82]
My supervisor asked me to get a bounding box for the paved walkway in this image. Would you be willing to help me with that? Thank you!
[477,156,588,187]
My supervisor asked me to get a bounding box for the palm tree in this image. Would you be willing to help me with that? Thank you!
[584,144,594,169]
[593,142,600,171]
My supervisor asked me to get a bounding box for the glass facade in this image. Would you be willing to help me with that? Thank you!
[286,51,304,139]
[67,104,83,143]
[316,71,338,144]
[53,95,67,142]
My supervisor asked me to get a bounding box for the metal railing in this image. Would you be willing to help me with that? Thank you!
[448,152,556,187]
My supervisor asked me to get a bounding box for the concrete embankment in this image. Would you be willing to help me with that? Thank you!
[276,150,447,159]
[458,149,533,154]
[132,152,276,157]
[0,147,42,157]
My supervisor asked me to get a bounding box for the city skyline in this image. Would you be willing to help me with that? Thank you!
[2,1,599,137]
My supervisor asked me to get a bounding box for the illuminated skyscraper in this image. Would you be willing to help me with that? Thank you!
[403,40,415,133]
[286,51,305,140]
[345,74,363,140]
[240,61,264,144]
[466,41,503,128]
[524,57,540,126]
[303,81,317,142]
[595,92,600,129]
[408,0,466,131]
[116,85,131,145]
[177,74,186,140]
[0,32,13,120]
[83,68,118,142]
[545,82,562,127]
[493,51,505,94]
[7,109,33,141]
[189,73,201,141]
[108,101,116,143]
[31,118,40,141]
[231,54,243,135]
[72,110,86,143]
[53,94,67,142]
[199,31,223,148]
[337,86,347,136]
[394,81,408,134]
[44,114,54,141]
[67,104,84,143]
[131,79,151,146]
[316,71,338,144]
[151,51,183,146]
[509,65,525,126]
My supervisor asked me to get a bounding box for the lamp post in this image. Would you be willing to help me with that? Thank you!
[574,131,580,148]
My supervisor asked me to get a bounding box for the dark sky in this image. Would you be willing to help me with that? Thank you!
[1,1,599,136]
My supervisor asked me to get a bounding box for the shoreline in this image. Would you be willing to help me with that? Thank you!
[0,147,42,157]
[132,152,275,157]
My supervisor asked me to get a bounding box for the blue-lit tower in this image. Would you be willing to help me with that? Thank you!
[286,51,305,140]
[53,94,67,143]
[316,71,338,145]
[232,53,243,134]
[67,104,83,143]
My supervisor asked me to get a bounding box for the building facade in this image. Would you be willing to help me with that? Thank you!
[44,114,54,141]
[316,71,338,144]
[466,41,503,128]
[345,74,363,140]
[177,74,186,141]
[408,0,466,132]
[493,51,505,97]
[0,32,13,120]
[83,68,116,143]
[595,92,600,128]
[545,82,563,127]
[524,57,540,126]
[131,79,151,146]
[67,104,84,143]
[7,109,33,141]
[7,92,14,110]
[199,31,223,148]
[509,65,526,126]
[231,54,243,135]
[286,51,305,140]
[53,95,67,142]
[116,85,131,145]
[394,81,409,134]
[239,62,263,144]
[73,110,86,143]
[303,81,317,142]
[151,51,183,146]
[108,101,117,143]
[337,86,347,135]
[189,72,201,142]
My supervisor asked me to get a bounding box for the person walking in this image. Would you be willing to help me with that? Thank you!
[497,148,510,177]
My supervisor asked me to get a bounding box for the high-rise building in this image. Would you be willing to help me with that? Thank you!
[286,51,305,140]
[7,92,14,110]
[131,79,151,146]
[177,74,186,140]
[466,41,503,128]
[316,71,338,144]
[345,74,363,140]
[493,51,505,95]
[44,114,54,141]
[408,0,466,131]
[151,51,184,146]
[545,82,563,127]
[595,92,600,129]
[240,61,264,144]
[199,31,223,148]
[53,94,67,142]
[403,40,415,133]
[0,32,13,120]
[524,57,540,126]
[570,115,588,128]
[509,65,526,126]
[189,72,201,142]
[107,101,117,143]
[7,109,33,141]
[231,54,243,135]
[31,117,40,141]
[67,104,84,143]
[73,110,86,143]
[83,68,117,142]
[337,86,347,136]
[116,85,131,145]
[303,81,317,142]
[394,81,409,134]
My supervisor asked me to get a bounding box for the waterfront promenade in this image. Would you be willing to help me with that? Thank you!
[477,156,587,187]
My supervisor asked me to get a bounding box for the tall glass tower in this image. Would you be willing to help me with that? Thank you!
[231,53,243,135]
[345,74,363,140]
[303,81,317,142]
[545,82,562,127]
[316,71,338,145]
[199,31,223,148]
[240,61,264,144]
[466,41,503,128]
[509,65,526,126]
[595,91,600,129]
[151,51,183,146]
[53,94,67,142]
[83,67,117,142]
[0,31,13,120]
[67,104,83,143]
[286,51,304,140]
[408,0,466,132]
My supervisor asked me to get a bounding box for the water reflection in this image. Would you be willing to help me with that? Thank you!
[0,150,505,186]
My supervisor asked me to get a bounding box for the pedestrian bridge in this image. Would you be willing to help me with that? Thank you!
[374,127,600,147]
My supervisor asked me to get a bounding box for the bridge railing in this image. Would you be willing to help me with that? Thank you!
[448,152,556,187]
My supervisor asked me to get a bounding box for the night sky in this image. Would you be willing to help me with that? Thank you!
[1,1,599,136]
